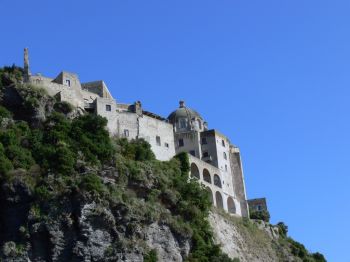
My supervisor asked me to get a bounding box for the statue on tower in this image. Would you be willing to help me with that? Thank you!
[24,47,31,82]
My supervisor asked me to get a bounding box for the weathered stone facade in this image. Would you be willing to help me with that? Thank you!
[247,198,268,213]
[23,49,250,217]
[168,102,249,217]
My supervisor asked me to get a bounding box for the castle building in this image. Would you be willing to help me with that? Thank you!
[23,49,249,217]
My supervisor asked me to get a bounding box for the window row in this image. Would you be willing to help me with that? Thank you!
[156,136,169,148]
[122,131,169,148]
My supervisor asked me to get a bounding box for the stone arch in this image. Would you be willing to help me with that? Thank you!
[227,197,236,214]
[215,191,224,209]
[214,174,222,188]
[190,163,200,179]
[203,169,211,183]
[206,187,214,204]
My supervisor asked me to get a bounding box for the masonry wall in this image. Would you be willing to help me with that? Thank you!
[174,131,201,158]
[29,75,84,108]
[138,115,176,161]
[110,110,176,161]
[229,146,249,217]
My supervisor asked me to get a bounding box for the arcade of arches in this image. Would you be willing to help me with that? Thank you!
[190,162,237,214]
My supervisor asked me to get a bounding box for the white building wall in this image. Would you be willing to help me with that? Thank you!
[174,131,201,158]
[138,115,176,161]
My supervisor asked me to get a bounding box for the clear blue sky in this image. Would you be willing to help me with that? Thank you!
[1,1,349,261]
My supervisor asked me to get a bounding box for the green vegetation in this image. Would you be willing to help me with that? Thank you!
[276,221,288,237]
[249,209,270,222]
[144,249,158,262]
[275,222,326,262]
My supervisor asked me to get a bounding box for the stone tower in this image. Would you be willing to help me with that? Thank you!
[24,48,30,81]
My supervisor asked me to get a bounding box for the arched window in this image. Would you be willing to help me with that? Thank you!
[190,163,200,179]
[215,191,224,209]
[214,174,222,188]
[206,187,214,204]
[203,169,211,183]
[223,152,227,160]
[227,197,236,214]
[179,118,187,129]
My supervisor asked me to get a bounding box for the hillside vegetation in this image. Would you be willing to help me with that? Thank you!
[0,66,326,262]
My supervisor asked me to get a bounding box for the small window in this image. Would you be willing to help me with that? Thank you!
[222,140,225,147]
[156,136,161,146]
[223,152,227,160]
[165,142,169,148]
[106,104,111,111]
[225,164,228,171]
[178,138,184,147]
[65,79,71,87]
[124,129,129,137]
[257,205,262,211]
[201,137,207,145]
[203,151,209,158]
[189,150,195,156]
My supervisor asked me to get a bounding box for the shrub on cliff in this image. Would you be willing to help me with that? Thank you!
[249,209,270,222]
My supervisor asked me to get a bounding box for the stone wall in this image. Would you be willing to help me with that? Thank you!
[247,198,268,213]
[138,115,176,161]
[229,146,249,217]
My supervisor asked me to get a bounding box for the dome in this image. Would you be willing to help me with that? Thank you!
[167,101,203,124]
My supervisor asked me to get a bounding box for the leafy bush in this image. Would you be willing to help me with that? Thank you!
[311,252,326,262]
[116,138,155,161]
[0,105,11,118]
[53,101,73,114]
[249,209,270,222]
[288,238,308,259]
[80,173,106,195]
[70,114,114,164]
[144,249,157,262]
[0,143,13,175]
[276,222,288,237]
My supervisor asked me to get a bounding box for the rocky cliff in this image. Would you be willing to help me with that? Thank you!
[0,66,326,262]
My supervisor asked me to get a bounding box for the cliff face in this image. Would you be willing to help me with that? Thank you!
[0,66,326,262]
[210,211,297,262]
[0,175,191,262]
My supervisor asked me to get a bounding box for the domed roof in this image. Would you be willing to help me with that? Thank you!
[167,101,203,123]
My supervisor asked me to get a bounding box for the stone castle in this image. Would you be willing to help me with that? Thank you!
[23,48,254,218]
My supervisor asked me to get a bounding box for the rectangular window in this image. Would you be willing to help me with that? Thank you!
[225,164,228,171]
[180,119,187,129]
[189,150,195,156]
[156,136,161,146]
[165,142,169,148]
[203,151,209,158]
[178,138,184,147]
[124,129,129,137]
[222,140,225,147]
[201,137,207,144]
[65,79,71,87]
[106,104,111,111]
